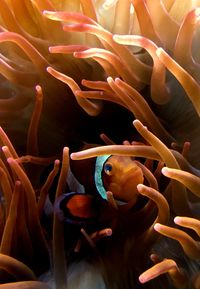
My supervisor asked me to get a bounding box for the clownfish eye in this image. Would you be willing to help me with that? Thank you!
[104,162,113,175]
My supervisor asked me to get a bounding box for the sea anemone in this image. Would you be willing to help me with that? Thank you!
[0,1,200,289]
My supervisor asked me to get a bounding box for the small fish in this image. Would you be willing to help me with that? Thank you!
[69,146,144,205]
[55,147,145,226]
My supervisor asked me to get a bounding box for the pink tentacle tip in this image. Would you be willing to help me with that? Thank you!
[154,223,162,232]
[107,76,113,83]
[46,66,52,74]
[193,8,200,23]
[43,10,53,17]
[106,228,112,236]
[161,166,169,175]
[73,52,80,58]
[70,153,75,160]
[137,183,144,192]
[1,146,8,153]
[48,46,54,53]
[15,180,21,187]
[174,216,182,225]
[35,85,42,93]
[6,157,13,164]
[138,273,147,284]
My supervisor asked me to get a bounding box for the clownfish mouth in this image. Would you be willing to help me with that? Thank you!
[115,199,128,206]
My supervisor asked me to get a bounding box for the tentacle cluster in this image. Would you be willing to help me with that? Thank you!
[0,88,58,276]
[71,120,200,288]
[0,1,200,289]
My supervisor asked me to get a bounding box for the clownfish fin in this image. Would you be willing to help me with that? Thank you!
[54,192,97,225]
[67,194,96,218]
[67,167,85,194]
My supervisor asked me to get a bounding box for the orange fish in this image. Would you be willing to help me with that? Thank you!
[99,155,144,204]
[55,153,144,225]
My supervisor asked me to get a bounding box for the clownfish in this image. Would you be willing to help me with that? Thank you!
[95,154,144,204]
[55,149,144,225]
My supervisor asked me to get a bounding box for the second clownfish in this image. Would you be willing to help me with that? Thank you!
[55,147,145,225]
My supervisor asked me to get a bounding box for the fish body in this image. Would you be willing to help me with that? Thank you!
[55,149,144,225]
[55,192,99,225]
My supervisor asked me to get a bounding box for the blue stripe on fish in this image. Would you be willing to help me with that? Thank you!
[94,155,111,200]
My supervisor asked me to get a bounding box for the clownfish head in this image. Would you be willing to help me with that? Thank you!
[95,155,144,204]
